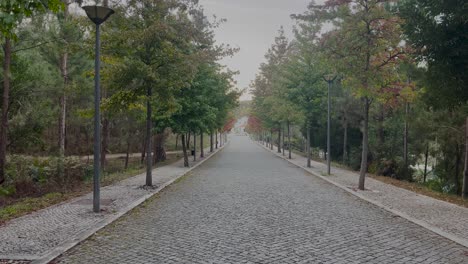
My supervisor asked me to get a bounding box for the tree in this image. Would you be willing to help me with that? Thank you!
[0,0,63,185]
[251,28,291,154]
[103,0,200,185]
[303,0,405,190]
[399,0,468,198]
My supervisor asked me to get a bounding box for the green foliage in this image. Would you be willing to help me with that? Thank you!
[0,0,63,38]
[399,0,468,108]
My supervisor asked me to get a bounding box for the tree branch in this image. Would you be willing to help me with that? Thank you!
[12,41,51,53]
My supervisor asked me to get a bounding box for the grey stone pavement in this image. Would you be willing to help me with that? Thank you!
[0,146,223,263]
[261,141,468,249]
[54,135,468,264]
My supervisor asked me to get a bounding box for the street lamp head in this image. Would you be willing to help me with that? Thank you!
[83,6,115,25]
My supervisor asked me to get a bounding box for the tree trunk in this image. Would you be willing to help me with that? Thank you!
[462,117,468,199]
[303,136,306,153]
[358,97,370,190]
[101,117,109,169]
[219,131,222,147]
[343,118,348,165]
[124,135,131,170]
[187,131,191,149]
[455,144,461,195]
[141,136,146,164]
[307,122,311,168]
[193,131,197,161]
[216,131,218,149]
[58,51,68,178]
[210,131,213,152]
[403,102,409,179]
[282,124,285,156]
[181,134,189,167]
[270,129,273,150]
[153,132,167,163]
[288,121,291,159]
[0,37,11,185]
[277,127,281,153]
[145,86,152,186]
[424,143,429,183]
[200,131,204,158]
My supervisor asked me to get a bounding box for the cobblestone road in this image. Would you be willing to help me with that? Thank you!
[55,136,468,264]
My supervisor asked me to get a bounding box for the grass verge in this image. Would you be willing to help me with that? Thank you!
[369,174,468,208]
[0,154,179,224]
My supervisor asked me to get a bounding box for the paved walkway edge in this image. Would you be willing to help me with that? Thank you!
[31,143,228,264]
[256,141,468,249]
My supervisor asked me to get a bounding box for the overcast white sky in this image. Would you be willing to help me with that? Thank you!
[199,0,319,101]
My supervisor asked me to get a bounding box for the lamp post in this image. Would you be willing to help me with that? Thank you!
[323,74,337,175]
[83,5,114,213]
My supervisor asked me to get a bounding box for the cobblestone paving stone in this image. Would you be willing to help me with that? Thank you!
[0,147,215,261]
[55,136,468,264]
[262,142,468,247]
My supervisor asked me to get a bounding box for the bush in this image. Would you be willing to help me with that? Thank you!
[2,155,91,198]
[425,178,445,192]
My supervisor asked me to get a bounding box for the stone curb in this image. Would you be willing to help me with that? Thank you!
[254,140,468,249]
[29,143,229,264]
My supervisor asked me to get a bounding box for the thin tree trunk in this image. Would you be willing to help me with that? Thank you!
[220,131,223,146]
[200,131,204,158]
[462,117,468,199]
[282,124,285,156]
[58,50,68,178]
[277,127,281,153]
[358,97,370,190]
[216,131,218,149]
[187,131,191,149]
[303,136,306,153]
[342,116,348,165]
[181,134,189,167]
[193,131,196,161]
[403,102,409,179]
[124,135,131,169]
[455,144,461,195]
[210,131,213,152]
[424,143,429,183]
[270,129,273,150]
[145,86,152,186]
[288,121,291,159]
[101,117,109,169]
[0,37,11,185]
[219,131,222,147]
[307,122,311,168]
[141,136,146,164]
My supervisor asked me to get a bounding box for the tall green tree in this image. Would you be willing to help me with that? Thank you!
[399,0,468,198]
[302,0,405,190]
[0,0,63,184]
